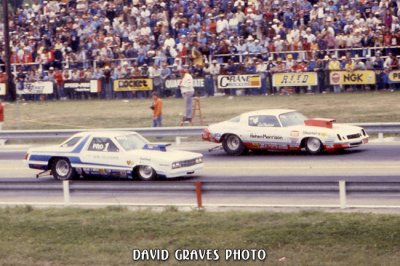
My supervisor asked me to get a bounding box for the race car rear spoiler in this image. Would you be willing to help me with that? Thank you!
[304,118,336,129]
[143,143,171,152]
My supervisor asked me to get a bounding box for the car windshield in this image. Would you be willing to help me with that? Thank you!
[279,111,308,127]
[115,133,148,151]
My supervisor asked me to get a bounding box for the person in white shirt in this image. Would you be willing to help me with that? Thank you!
[179,68,195,122]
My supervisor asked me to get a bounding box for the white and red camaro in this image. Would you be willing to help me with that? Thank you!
[202,109,368,155]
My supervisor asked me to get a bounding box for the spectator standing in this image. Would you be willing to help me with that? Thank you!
[149,64,162,95]
[150,92,162,127]
[102,66,113,99]
[53,68,65,100]
[179,68,194,122]
[160,62,171,97]
[328,55,342,93]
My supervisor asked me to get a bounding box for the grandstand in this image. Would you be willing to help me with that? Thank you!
[0,0,399,99]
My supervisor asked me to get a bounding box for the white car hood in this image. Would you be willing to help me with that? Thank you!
[290,123,363,135]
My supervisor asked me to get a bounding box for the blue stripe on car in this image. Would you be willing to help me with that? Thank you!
[29,155,52,162]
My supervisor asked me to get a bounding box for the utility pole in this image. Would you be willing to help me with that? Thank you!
[2,0,16,101]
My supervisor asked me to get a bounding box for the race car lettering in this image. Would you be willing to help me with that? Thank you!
[302,131,319,135]
[250,134,283,140]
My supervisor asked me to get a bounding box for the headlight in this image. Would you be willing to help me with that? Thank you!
[195,157,203,164]
[172,162,181,169]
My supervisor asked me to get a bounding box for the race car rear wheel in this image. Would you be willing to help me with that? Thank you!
[305,137,323,155]
[136,165,156,181]
[222,134,246,156]
[51,158,77,180]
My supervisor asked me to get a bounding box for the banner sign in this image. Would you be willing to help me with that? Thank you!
[388,71,400,83]
[217,75,261,89]
[0,83,5,96]
[164,78,205,90]
[329,71,376,85]
[113,79,153,92]
[272,72,318,87]
[64,80,101,93]
[17,81,53,94]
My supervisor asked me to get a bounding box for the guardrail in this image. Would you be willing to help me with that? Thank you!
[0,180,399,209]
[0,123,399,142]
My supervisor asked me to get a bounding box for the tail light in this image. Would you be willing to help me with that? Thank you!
[202,128,211,141]
[24,153,29,160]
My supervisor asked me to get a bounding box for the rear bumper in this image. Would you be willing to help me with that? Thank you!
[202,128,219,143]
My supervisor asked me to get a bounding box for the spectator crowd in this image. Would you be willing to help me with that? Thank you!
[0,0,400,99]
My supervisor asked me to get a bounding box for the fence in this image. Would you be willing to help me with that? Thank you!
[2,46,400,72]
[0,123,399,144]
[0,180,399,209]
[1,70,400,99]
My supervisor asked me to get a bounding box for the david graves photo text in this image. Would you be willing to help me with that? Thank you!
[132,248,267,262]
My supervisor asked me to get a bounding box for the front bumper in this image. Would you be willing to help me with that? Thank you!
[324,137,368,151]
[163,163,204,178]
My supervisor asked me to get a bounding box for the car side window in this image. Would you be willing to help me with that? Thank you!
[248,115,280,127]
[88,137,119,152]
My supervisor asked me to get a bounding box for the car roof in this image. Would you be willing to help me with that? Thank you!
[241,109,297,117]
[73,131,139,138]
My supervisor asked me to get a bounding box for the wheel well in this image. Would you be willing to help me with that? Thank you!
[300,138,309,148]
[221,133,235,142]
[48,157,69,169]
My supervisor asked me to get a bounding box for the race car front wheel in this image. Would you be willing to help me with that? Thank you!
[305,137,323,155]
[136,165,156,181]
[222,134,246,156]
[51,158,77,180]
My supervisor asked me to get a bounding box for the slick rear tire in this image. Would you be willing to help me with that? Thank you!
[222,134,246,156]
[51,158,77,181]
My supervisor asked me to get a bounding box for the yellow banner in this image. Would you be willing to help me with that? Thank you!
[272,72,318,87]
[388,71,400,83]
[113,79,153,92]
[330,71,376,85]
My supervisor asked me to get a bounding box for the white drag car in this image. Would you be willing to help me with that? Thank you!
[202,109,368,155]
[25,131,203,180]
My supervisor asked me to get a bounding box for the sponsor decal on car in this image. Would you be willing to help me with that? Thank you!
[250,134,283,140]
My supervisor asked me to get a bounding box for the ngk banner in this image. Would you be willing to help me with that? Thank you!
[329,71,376,85]
[217,75,261,89]
[17,81,54,94]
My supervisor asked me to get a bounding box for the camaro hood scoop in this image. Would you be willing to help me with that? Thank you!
[304,118,336,129]
[143,143,171,152]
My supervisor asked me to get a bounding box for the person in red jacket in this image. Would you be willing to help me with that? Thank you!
[150,92,162,127]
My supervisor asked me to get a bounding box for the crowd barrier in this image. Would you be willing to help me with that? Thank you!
[1,70,399,98]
